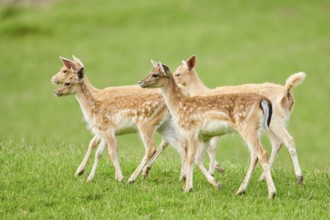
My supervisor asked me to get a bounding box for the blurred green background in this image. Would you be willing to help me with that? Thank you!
[0,0,329,169]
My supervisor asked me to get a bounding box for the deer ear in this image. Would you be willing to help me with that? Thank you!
[72,55,84,67]
[151,59,158,68]
[158,62,164,72]
[186,55,196,70]
[159,62,171,75]
[76,67,85,81]
[60,56,74,69]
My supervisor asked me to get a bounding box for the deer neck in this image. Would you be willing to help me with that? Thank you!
[75,76,98,122]
[185,70,209,96]
[161,75,186,118]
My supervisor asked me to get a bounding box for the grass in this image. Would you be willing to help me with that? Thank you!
[0,137,329,219]
[1,137,329,219]
[0,0,329,219]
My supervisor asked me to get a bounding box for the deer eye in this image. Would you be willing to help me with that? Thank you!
[64,82,71,87]
[63,70,67,74]
[152,74,159,78]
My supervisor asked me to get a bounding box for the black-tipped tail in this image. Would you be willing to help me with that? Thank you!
[260,99,273,129]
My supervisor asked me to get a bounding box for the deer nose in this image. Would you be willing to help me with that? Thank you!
[51,77,59,84]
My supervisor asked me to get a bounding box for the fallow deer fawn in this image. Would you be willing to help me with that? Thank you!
[51,56,188,183]
[173,55,305,183]
[139,61,276,199]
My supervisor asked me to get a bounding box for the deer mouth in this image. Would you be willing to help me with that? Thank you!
[138,80,157,88]
[54,89,62,97]
[138,80,147,88]
[54,87,67,97]
[52,80,59,85]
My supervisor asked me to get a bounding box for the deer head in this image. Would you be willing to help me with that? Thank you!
[51,56,84,85]
[138,60,171,88]
[54,67,85,97]
[173,55,196,86]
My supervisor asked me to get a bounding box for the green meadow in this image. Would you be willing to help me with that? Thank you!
[0,0,329,219]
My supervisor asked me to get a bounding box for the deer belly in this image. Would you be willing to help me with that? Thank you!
[115,119,138,135]
[201,121,235,138]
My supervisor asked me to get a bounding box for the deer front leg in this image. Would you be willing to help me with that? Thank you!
[161,134,188,181]
[184,133,197,192]
[87,139,106,182]
[196,140,222,190]
[207,136,225,175]
[128,126,156,184]
[142,139,169,179]
[75,136,100,176]
[178,140,188,181]
[104,130,124,182]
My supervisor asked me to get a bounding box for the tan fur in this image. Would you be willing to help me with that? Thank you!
[173,55,306,183]
[139,62,276,199]
[51,56,187,183]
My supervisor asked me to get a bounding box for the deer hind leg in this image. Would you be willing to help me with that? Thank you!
[196,140,222,190]
[87,139,106,182]
[236,152,258,195]
[255,141,276,199]
[239,130,276,199]
[274,124,303,184]
[253,143,276,199]
[142,139,169,179]
[104,131,124,182]
[259,130,282,181]
[207,136,225,175]
[257,146,277,200]
[128,126,156,184]
[75,136,101,176]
